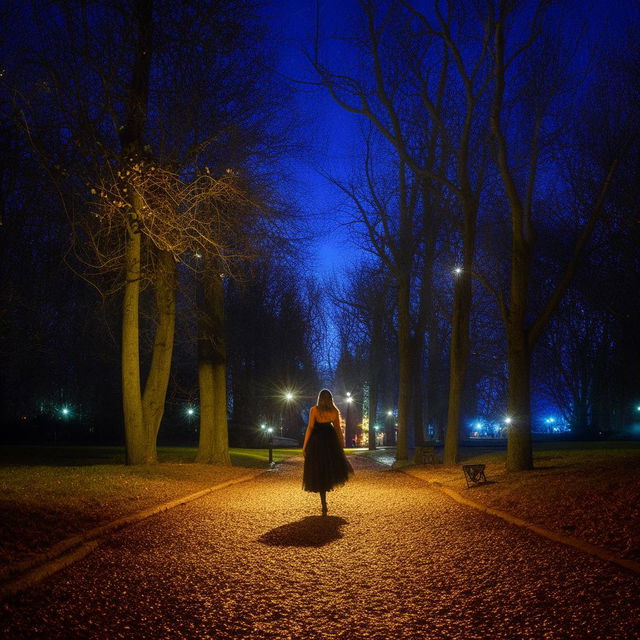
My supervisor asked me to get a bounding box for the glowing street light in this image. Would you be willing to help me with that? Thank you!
[281,392,295,437]
[504,416,512,425]
[453,266,463,276]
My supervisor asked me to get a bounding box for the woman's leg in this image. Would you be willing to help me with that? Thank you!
[320,490,327,514]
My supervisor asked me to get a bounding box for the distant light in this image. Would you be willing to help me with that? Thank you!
[285,392,294,401]
[387,410,393,416]
[267,427,274,434]
[636,405,640,412]
[545,416,556,424]
[61,407,70,416]
[453,266,463,276]
[260,423,266,430]
[186,407,195,416]
[194,252,202,259]
[504,416,512,425]
[475,422,483,430]
[373,425,379,431]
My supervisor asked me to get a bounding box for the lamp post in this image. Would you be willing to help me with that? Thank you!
[345,392,353,447]
[261,424,274,466]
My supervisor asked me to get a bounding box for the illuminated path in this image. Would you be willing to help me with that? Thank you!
[2,455,638,639]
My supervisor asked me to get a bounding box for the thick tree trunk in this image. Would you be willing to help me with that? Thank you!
[197,270,230,465]
[119,0,153,465]
[395,274,411,462]
[368,376,378,451]
[141,250,176,462]
[411,331,425,446]
[443,192,476,465]
[122,228,146,464]
[443,266,472,465]
[197,359,215,462]
[506,326,533,471]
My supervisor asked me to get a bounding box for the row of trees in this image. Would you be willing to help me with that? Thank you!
[0,0,320,463]
[318,0,640,469]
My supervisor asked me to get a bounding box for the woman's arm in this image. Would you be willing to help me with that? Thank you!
[332,409,345,448]
[302,406,316,455]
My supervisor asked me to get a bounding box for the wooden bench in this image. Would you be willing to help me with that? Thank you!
[414,444,438,466]
[462,464,487,488]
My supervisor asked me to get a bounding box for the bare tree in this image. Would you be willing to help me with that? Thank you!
[486,0,629,470]
[315,0,492,463]
[6,0,289,463]
[333,259,395,450]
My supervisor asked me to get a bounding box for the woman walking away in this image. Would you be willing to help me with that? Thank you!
[302,389,354,515]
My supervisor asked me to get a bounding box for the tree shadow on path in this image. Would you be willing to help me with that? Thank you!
[258,516,348,547]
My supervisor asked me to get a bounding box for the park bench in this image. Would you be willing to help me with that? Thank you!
[414,444,438,466]
[462,464,487,488]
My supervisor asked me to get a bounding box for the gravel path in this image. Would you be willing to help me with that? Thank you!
[1,456,639,639]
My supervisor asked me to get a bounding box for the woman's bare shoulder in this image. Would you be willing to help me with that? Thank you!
[316,407,339,420]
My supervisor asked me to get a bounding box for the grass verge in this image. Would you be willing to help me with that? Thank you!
[366,443,640,562]
[0,445,299,569]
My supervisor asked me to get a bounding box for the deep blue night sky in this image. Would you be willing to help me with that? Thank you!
[263,0,634,280]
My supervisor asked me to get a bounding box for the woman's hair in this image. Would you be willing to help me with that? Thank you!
[316,389,336,412]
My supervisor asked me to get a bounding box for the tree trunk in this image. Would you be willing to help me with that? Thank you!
[368,376,378,451]
[121,228,146,464]
[506,326,533,471]
[442,190,476,465]
[395,273,411,462]
[141,250,176,462]
[443,268,472,465]
[119,0,153,465]
[411,331,425,446]
[197,269,230,465]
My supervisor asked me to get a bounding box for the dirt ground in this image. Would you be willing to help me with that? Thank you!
[1,444,639,573]
[2,455,639,639]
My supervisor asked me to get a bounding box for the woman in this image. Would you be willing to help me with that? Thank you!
[302,389,354,515]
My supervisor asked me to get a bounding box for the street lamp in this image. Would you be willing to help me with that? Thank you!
[281,391,295,436]
[261,424,274,466]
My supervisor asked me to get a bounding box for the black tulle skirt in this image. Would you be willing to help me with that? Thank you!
[303,421,354,493]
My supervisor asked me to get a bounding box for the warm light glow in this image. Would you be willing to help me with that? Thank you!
[285,392,294,401]
[387,410,393,416]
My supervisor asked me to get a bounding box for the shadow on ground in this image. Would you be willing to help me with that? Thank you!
[258,516,348,547]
